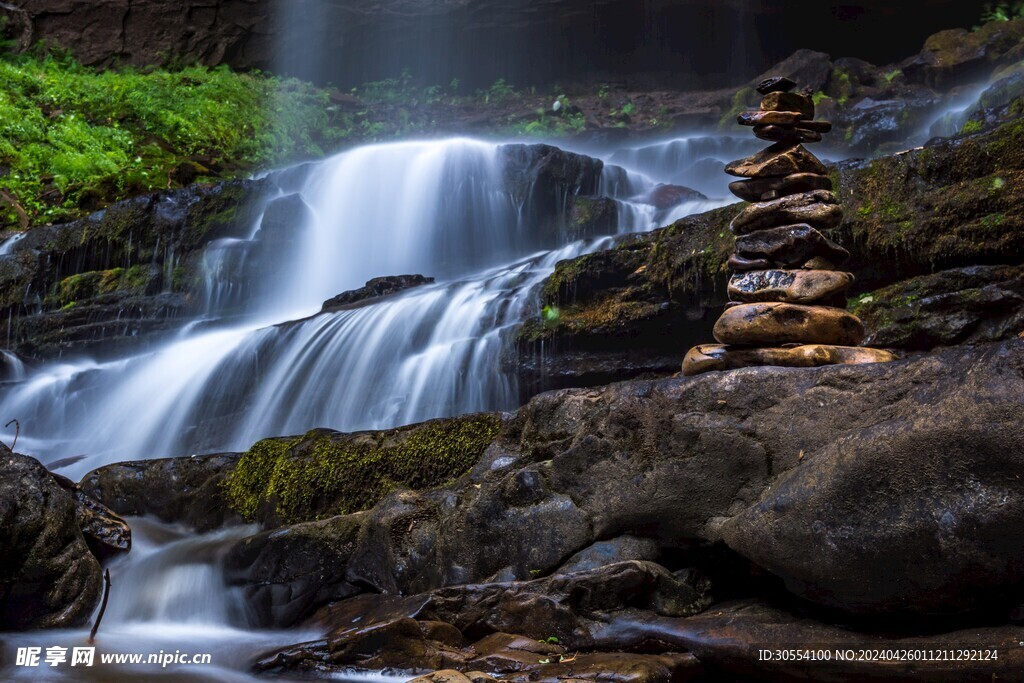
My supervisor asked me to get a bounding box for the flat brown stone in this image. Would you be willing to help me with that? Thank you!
[735,223,849,268]
[729,173,832,202]
[727,254,771,271]
[730,189,841,235]
[682,343,896,376]
[725,143,827,179]
[756,76,797,94]
[753,124,823,144]
[728,269,853,304]
[713,302,866,346]
[736,110,803,127]
[760,91,814,119]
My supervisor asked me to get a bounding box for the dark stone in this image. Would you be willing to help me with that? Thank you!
[80,453,243,532]
[729,173,832,202]
[853,264,1024,350]
[50,473,131,562]
[224,512,366,628]
[255,193,312,246]
[727,254,771,271]
[322,274,436,313]
[752,124,823,144]
[556,535,661,574]
[730,189,840,235]
[720,342,1024,613]
[0,448,101,629]
[755,76,796,95]
[734,223,849,268]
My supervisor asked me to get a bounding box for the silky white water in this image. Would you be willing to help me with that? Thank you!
[0,137,731,479]
[0,518,398,682]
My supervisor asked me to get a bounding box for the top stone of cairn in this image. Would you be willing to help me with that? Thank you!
[756,76,797,95]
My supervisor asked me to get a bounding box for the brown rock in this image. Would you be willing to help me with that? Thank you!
[725,143,827,179]
[713,302,866,346]
[753,124,823,144]
[409,672,473,683]
[796,119,833,133]
[756,76,797,95]
[802,256,840,270]
[730,189,841,235]
[760,91,814,119]
[682,343,895,376]
[728,269,853,304]
[497,652,703,683]
[729,173,831,202]
[727,254,771,272]
[734,223,849,268]
[736,110,803,127]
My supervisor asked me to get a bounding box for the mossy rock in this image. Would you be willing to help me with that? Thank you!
[224,413,504,525]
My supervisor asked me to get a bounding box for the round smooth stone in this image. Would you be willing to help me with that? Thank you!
[734,223,850,268]
[729,173,832,202]
[728,269,854,304]
[730,190,841,235]
[713,302,866,346]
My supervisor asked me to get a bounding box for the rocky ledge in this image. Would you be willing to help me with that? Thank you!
[74,338,1024,681]
[517,115,1024,392]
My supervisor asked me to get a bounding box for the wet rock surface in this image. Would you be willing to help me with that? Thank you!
[80,453,243,532]
[0,448,102,629]
[322,274,436,312]
[250,341,1024,678]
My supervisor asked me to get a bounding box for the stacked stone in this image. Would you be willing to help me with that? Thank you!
[683,76,895,376]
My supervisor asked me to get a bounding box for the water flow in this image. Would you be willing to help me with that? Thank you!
[0,518,368,682]
[0,138,727,478]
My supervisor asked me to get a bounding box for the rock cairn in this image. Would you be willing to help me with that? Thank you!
[683,76,895,376]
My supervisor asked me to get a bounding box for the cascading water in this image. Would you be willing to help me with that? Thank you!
[0,137,729,479]
[0,518,389,682]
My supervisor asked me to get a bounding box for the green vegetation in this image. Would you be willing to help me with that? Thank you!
[0,49,356,230]
[224,414,503,524]
[979,2,1024,23]
[961,119,985,135]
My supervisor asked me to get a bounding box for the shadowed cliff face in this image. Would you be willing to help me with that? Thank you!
[2,0,992,88]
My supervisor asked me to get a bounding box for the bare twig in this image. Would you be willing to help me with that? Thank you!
[89,569,111,644]
[4,419,18,451]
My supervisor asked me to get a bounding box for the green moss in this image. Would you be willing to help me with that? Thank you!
[224,414,503,524]
[961,119,984,135]
[718,87,755,129]
[0,50,354,230]
[47,264,154,306]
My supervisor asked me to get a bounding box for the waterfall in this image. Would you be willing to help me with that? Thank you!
[0,138,731,479]
[0,518,343,682]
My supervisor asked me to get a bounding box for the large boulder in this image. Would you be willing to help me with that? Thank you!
[223,512,366,628]
[321,274,436,313]
[0,450,102,629]
[283,337,1024,617]
[80,453,243,532]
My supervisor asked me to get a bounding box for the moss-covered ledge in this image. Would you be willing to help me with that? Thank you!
[518,117,1024,391]
[224,413,504,526]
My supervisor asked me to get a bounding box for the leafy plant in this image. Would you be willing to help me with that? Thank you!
[980,2,1024,22]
